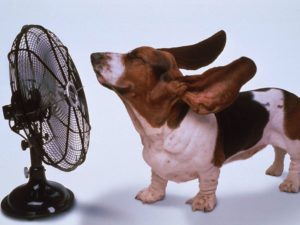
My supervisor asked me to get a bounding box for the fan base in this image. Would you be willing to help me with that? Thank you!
[1,180,74,220]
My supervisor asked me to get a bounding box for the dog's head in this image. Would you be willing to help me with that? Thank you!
[91,31,256,128]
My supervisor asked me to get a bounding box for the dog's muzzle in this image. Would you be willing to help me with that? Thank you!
[90,53,105,66]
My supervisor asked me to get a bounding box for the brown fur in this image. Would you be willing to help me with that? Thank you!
[116,47,186,128]
[113,47,256,130]
[91,31,256,131]
[213,129,225,167]
[159,30,226,70]
[178,57,257,114]
[283,91,300,140]
[213,90,270,166]
[93,44,257,133]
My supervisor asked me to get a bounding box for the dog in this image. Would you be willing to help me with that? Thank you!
[91,30,300,212]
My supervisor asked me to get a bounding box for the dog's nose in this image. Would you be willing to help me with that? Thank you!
[90,53,105,65]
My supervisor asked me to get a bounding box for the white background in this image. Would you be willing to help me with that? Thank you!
[1,1,300,225]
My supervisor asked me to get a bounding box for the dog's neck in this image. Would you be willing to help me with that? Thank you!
[122,96,189,132]
[122,99,189,135]
[123,101,169,137]
[123,100,218,157]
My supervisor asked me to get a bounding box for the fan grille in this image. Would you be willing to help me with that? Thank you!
[8,25,91,171]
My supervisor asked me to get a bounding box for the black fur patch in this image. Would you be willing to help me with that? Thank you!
[215,91,270,160]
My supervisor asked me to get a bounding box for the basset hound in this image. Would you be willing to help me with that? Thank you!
[91,31,300,212]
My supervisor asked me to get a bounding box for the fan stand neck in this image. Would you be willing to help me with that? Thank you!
[30,147,42,167]
[1,147,74,219]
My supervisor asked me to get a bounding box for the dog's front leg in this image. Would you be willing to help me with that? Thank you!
[135,170,168,204]
[186,165,220,212]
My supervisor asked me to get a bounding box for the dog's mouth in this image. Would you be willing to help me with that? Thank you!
[94,71,131,93]
[91,61,132,93]
[95,72,105,83]
[95,72,113,90]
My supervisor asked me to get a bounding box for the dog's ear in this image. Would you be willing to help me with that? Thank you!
[159,30,226,70]
[176,57,256,114]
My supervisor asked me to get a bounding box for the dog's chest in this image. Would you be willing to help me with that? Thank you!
[130,109,218,182]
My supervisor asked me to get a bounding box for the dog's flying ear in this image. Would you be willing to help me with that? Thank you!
[176,57,256,114]
[159,30,226,70]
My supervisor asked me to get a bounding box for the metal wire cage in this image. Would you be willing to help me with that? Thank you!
[7,24,91,171]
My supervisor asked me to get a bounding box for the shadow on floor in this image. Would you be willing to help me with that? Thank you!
[77,184,300,225]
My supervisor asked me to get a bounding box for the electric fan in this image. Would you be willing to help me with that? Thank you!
[1,25,91,219]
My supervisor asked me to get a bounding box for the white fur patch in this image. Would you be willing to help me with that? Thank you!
[125,103,218,183]
[101,53,124,85]
[252,89,286,148]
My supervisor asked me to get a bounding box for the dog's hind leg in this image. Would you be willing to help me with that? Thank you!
[266,146,286,177]
[279,145,300,193]
[135,170,168,204]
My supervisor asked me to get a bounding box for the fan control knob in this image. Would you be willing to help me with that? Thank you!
[24,167,29,179]
[21,140,29,150]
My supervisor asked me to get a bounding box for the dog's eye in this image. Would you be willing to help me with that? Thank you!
[127,51,146,64]
[134,56,146,63]
[152,61,169,77]
[160,72,171,82]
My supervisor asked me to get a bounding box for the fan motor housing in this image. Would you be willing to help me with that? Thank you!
[65,81,79,108]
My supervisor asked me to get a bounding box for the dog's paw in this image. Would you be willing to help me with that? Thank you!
[279,173,300,193]
[135,187,165,204]
[186,194,216,212]
[279,178,300,193]
[266,164,284,177]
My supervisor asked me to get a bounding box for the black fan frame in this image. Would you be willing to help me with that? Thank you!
[1,24,92,219]
[6,24,91,172]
